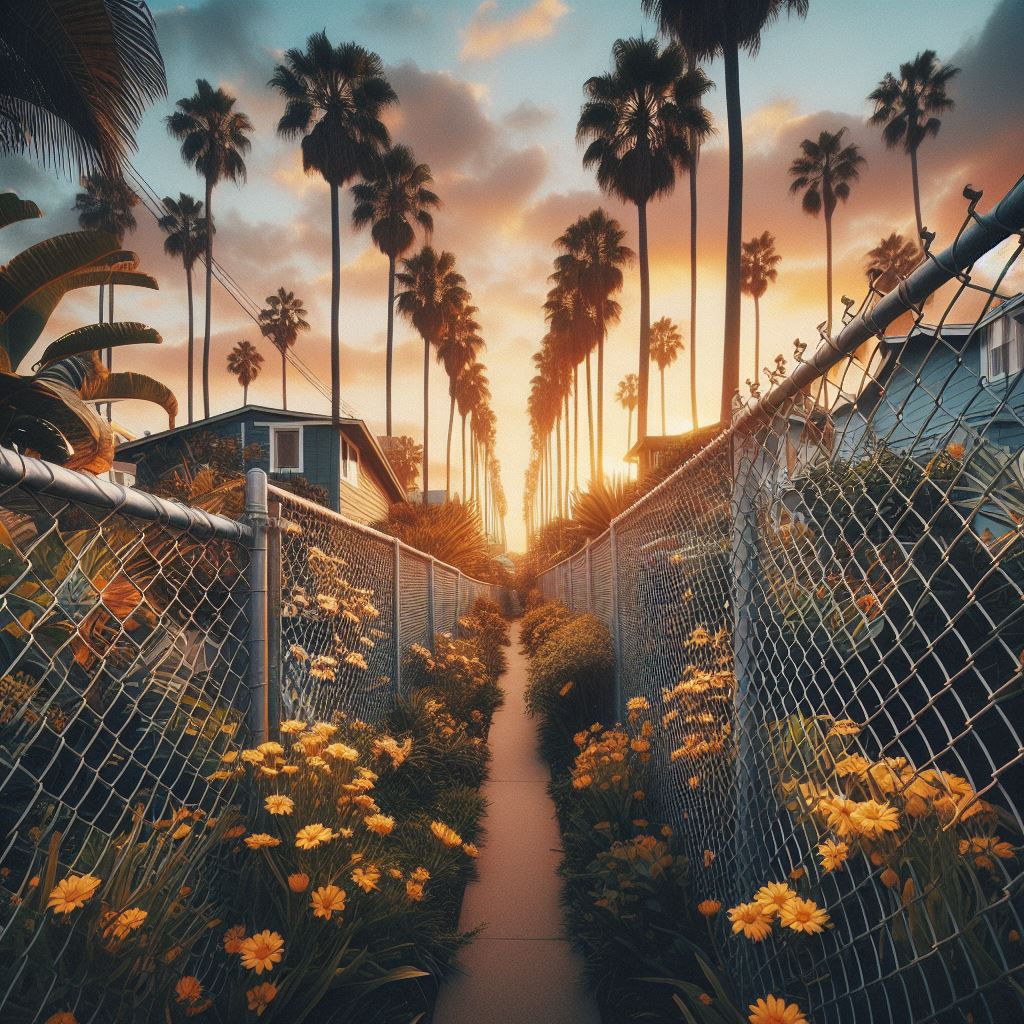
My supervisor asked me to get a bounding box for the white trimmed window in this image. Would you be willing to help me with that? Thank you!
[270,426,302,472]
[986,314,1024,379]
[341,436,359,485]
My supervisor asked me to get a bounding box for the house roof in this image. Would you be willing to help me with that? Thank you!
[624,424,723,463]
[116,405,406,503]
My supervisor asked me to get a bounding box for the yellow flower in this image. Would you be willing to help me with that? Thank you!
[352,865,381,892]
[223,924,247,953]
[264,794,294,816]
[44,1013,77,1024]
[626,695,650,713]
[411,866,431,883]
[462,842,479,858]
[244,833,281,850]
[850,799,900,837]
[818,839,849,873]
[239,930,285,974]
[223,824,246,840]
[946,442,965,460]
[47,874,101,915]
[257,741,284,758]
[171,823,192,841]
[697,899,721,917]
[246,982,278,1016]
[295,823,337,849]
[834,754,870,777]
[703,849,716,868]
[728,902,774,941]
[241,749,265,764]
[324,742,360,762]
[827,719,861,737]
[406,880,425,901]
[110,907,147,939]
[310,884,347,920]
[748,994,808,1024]
[287,872,310,893]
[820,796,859,837]
[779,896,830,934]
[364,814,395,836]
[281,764,300,775]
[174,976,203,1004]
[280,719,305,734]
[431,821,463,847]
[753,883,796,918]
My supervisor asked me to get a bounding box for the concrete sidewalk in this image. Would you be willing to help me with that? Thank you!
[433,623,600,1024]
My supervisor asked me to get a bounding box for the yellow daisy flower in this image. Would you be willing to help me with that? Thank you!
[239,930,284,974]
[264,794,294,816]
[728,902,774,941]
[310,884,347,920]
[174,976,202,1004]
[779,896,830,934]
[364,814,395,836]
[244,833,281,850]
[352,865,381,892]
[748,994,808,1024]
[47,875,101,915]
[753,883,796,918]
[295,823,337,849]
[246,982,278,1016]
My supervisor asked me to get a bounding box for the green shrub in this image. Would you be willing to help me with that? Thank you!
[519,601,574,657]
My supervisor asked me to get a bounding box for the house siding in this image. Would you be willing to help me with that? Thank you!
[341,461,392,525]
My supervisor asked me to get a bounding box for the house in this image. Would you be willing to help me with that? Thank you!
[625,424,724,480]
[116,406,406,525]
[831,293,1024,457]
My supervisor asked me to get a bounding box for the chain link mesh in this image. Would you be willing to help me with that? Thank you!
[536,185,1024,1022]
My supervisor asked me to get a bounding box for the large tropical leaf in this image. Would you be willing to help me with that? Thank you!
[0,193,41,229]
[81,371,178,427]
[35,322,161,370]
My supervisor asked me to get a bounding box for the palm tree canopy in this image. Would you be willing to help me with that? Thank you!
[0,0,166,176]
[165,79,253,187]
[865,232,923,292]
[649,316,684,369]
[395,246,468,346]
[158,193,210,271]
[868,49,960,154]
[577,37,712,207]
[226,339,264,387]
[788,128,866,217]
[740,230,781,300]
[555,208,633,314]
[270,32,396,187]
[616,372,639,410]
[74,173,138,238]
[437,302,485,380]
[641,0,809,59]
[455,360,489,419]
[385,435,422,491]
[351,144,440,258]
[258,287,310,355]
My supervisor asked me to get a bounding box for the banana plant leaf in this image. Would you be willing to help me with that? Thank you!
[81,370,178,426]
[0,193,41,229]
[34,322,161,371]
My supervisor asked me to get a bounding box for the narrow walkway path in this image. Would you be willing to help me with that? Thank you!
[434,623,600,1024]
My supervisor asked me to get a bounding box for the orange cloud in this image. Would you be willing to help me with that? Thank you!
[460,0,569,61]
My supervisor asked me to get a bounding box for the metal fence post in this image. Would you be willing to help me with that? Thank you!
[585,538,593,613]
[393,539,402,692]
[609,522,623,719]
[426,557,436,651]
[245,469,269,743]
[266,498,282,737]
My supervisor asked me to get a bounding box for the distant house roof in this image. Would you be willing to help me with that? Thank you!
[624,424,723,464]
[117,405,406,503]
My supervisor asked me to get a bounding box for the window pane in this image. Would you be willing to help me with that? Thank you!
[275,429,300,470]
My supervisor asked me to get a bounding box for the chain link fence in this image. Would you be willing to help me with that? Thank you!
[536,177,1024,1022]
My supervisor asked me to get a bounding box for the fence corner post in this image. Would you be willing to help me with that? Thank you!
[609,523,623,719]
[244,468,269,744]
[426,557,436,651]
[266,497,282,737]
[585,537,593,613]
[393,538,402,694]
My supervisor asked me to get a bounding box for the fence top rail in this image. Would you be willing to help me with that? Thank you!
[535,174,1024,587]
[0,445,251,542]
[266,482,502,593]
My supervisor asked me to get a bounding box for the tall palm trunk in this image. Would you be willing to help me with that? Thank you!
[106,282,114,421]
[573,365,579,492]
[422,335,430,505]
[627,408,633,452]
[445,388,455,498]
[281,346,288,410]
[753,294,761,382]
[689,149,699,430]
[385,253,396,435]
[243,382,249,405]
[564,391,571,510]
[825,207,833,337]
[203,177,214,419]
[585,350,595,480]
[636,199,651,455]
[660,365,666,435]
[185,264,194,423]
[597,326,605,477]
[720,34,744,428]
[555,420,562,519]
[909,143,923,242]
[330,182,341,426]
[461,414,467,500]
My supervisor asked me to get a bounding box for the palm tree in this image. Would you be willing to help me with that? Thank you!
[0,1,165,176]
[643,0,808,426]
[788,128,865,337]
[437,302,485,498]
[258,287,310,410]
[455,361,488,501]
[166,79,253,420]
[865,232,922,293]
[649,316,684,434]
[385,435,422,493]
[616,373,639,453]
[226,340,264,405]
[578,37,711,458]
[270,33,397,426]
[351,144,440,436]
[158,193,210,424]
[396,247,468,504]
[868,50,959,241]
[554,210,632,479]
[740,230,780,381]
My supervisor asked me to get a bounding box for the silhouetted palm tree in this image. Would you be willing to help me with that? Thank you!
[616,372,639,453]
[351,144,440,436]
[166,79,253,419]
[437,302,485,498]
[643,0,808,426]
[740,230,780,381]
[578,37,710,454]
[649,316,684,434]
[396,247,468,503]
[271,33,396,425]
[158,193,210,423]
[258,288,310,410]
[455,361,489,501]
[869,50,959,241]
[0,1,165,175]
[227,340,264,405]
[385,435,422,493]
[788,128,865,336]
[865,232,922,293]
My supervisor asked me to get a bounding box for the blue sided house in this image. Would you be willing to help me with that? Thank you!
[116,406,407,525]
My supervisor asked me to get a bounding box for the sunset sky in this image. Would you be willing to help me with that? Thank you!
[4,0,1022,550]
